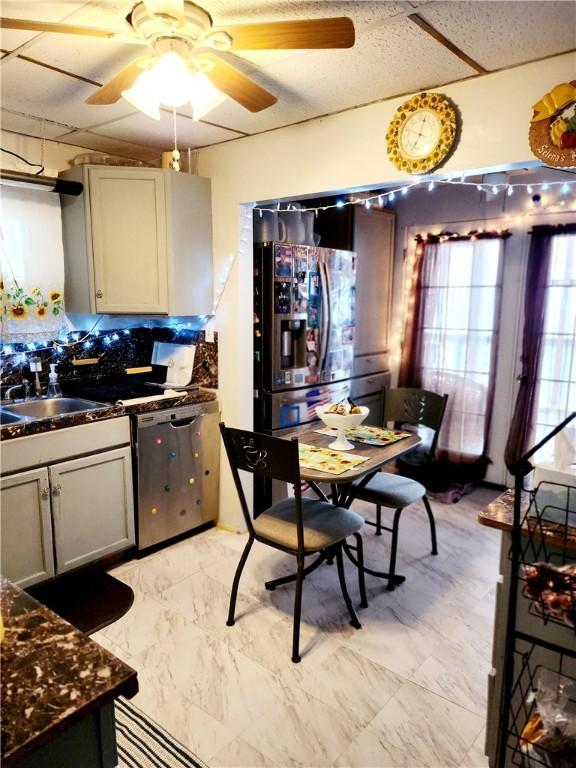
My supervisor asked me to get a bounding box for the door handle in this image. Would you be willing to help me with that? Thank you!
[41,487,50,498]
[52,483,62,495]
[96,290,103,299]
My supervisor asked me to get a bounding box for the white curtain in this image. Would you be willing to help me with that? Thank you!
[416,237,503,461]
[1,186,68,343]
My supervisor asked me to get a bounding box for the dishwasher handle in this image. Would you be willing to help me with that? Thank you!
[169,416,197,428]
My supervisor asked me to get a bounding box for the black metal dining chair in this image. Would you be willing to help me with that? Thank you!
[349,388,448,590]
[219,423,367,663]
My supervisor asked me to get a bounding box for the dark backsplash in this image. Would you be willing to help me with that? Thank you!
[1,326,218,392]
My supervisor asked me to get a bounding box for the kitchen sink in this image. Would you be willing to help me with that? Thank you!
[0,397,105,421]
[0,410,30,425]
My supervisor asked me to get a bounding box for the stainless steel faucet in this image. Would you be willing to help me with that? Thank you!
[5,380,31,401]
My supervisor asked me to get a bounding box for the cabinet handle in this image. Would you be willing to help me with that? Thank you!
[96,290,104,299]
[52,483,62,495]
[41,487,50,498]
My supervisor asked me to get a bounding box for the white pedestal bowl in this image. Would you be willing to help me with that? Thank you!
[316,405,369,451]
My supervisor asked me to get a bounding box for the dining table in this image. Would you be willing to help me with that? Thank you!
[265,424,422,593]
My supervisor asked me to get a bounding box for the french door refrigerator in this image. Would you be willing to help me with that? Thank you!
[253,242,388,513]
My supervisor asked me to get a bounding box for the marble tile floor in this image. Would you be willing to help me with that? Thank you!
[92,486,502,768]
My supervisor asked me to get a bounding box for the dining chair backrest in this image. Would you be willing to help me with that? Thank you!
[383,388,448,462]
[219,423,304,544]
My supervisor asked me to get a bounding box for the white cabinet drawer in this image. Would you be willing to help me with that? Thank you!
[1,417,131,474]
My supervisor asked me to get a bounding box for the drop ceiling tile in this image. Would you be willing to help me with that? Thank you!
[1,57,137,130]
[23,37,144,85]
[0,2,95,51]
[53,129,160,162]
[0,108,71,139]
[205,0,405,27]
[419,1,576,70]
[204,1,408,67]
[91,109,245,150]
[204,16,475,134]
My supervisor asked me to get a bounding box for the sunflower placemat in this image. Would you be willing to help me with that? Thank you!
[298,444,369,476]
[314,425,412,447]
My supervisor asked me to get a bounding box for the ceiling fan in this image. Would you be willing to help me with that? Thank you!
[1,0,355,119]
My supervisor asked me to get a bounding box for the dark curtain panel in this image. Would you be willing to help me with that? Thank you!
[398,237,426,387]
[504,223,576,472]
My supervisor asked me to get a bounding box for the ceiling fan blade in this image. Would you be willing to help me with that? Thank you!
[85,58,151,105]
[219,17,355,50]
[0,17,123,39]
[198,53,277,112]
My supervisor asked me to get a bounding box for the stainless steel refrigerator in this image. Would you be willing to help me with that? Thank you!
[253,242,389,512]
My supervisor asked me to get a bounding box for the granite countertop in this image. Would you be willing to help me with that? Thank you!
[0,576,138,766]
[478,488,576,552]
[0,388,217,441]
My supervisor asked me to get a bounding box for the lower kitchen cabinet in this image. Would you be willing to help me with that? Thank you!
[0,419,135,588]
[0,468,55,588]
[50,446,135,574]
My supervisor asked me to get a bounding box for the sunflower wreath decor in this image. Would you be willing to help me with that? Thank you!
[386,92,459,174]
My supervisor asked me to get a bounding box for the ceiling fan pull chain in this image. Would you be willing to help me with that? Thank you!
[39,118,46,175]
[171,106,180,171]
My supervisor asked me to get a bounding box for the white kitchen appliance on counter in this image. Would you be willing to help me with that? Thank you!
[151,342,196,388]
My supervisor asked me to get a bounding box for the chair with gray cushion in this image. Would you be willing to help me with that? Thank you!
[350,388,448,591]
[220,423,367,663]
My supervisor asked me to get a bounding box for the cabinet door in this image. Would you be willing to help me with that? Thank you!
[353,206,395,358]
[0,468,55,587]
[51,447,135,574]
[89,167,168,313]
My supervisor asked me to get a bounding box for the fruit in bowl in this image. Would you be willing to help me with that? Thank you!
[316,401,369,450]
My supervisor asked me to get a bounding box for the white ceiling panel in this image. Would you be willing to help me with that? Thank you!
[22,37,142,85]
[0,108,72,139]
[1,56,137,129]
[202,17,475,134]
[90,109,245,149]
[53,129,161,161]
[419,1,576,71]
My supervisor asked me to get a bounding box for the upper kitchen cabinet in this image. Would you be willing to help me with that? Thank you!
[59,166,213,315]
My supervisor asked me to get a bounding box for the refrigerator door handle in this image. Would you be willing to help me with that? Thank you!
[319,260,332,372]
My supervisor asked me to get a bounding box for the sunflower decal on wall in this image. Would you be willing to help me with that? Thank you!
[386,92,459,174]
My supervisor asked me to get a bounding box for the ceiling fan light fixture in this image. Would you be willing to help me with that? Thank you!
[122,70,161,119]
[189,72,227,121]
[122,51,227,120]
[151,50,193,106]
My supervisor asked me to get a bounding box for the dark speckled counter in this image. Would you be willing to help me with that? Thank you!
[0,388,217,442]
[1,576,137,767]
[478,488,576,552]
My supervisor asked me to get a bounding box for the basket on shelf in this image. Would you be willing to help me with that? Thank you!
[507,647,576,768]
[514,480,576,634]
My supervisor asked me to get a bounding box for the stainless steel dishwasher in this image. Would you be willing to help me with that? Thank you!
[134,399,220,551]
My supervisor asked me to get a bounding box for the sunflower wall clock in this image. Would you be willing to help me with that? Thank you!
[386,92,459,174]
[529,81,576,168]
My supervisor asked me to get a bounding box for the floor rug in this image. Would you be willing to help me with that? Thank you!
[28,569,134,635]
[116,698,209,768]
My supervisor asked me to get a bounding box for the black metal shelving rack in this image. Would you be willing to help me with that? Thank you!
[496,412,576,767]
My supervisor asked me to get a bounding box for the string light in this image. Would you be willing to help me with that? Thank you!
[252,178,576,215]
